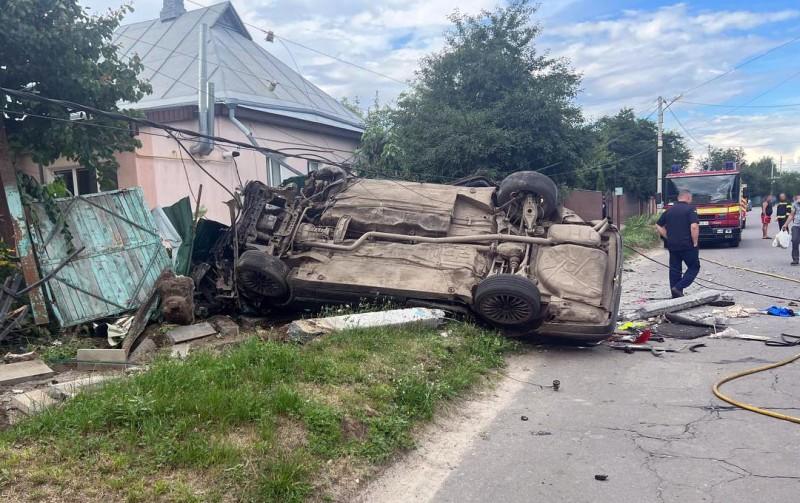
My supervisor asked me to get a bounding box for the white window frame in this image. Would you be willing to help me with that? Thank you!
[307,160,320,173]
[50,166,99,196]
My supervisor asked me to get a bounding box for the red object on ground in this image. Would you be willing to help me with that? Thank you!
[634,329,652,344]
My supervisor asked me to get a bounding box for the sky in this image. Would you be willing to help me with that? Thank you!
[80,0,800,171]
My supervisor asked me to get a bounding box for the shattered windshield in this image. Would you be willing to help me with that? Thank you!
[665,174,739,204]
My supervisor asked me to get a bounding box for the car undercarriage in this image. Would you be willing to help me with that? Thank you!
[194,168,623,342]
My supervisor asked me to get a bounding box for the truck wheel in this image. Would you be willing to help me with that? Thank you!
[236,251,289,298]
[497,171,559,221]
[474,274,541,327]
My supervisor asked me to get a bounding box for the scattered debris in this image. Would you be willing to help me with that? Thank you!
[158,270,195,325]
[75,348,129,369]
[170,343,193,359]
[208,315,239,339]
[10,374,117,416]
[708,328,770,341]
[3,351,37,364]
[166,322,217,344]
[764,306,796,317]
[717,305,758,319]
[622,290,722,321]
[532,431,552,436]
[552,379,560,391]
[594,474,608,481]
[287,308,446,344]
[0,359,55,385]
[520,415,529,421]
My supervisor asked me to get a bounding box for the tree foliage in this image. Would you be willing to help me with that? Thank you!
[0,0,150,185]
[573,109,691,199]
[379,0,586,182]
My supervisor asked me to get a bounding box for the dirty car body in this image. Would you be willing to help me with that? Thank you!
[200,168,623,342]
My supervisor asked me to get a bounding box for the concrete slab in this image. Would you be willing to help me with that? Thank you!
[11,374,118,415]
[0,359,55,386]
[288,308,446,343]
[170,343,192,359]
[76,348,129,370]
[167,322,217,344]
[11,389,57,415]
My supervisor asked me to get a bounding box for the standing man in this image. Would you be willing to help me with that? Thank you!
[781,194,800,266]
[761,194,774,239]
[656,190,700,298]
[775,193,791,232]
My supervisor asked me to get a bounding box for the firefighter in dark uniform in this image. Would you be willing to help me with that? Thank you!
[775,193,792,232]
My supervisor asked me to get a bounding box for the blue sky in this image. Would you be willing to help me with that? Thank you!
[82,0,800,170]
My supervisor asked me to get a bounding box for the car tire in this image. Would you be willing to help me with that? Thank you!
[474,274,541,327]
[497,171,559,221]
[236,251,290,299]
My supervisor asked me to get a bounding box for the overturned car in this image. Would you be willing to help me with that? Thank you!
[198,168,622,342]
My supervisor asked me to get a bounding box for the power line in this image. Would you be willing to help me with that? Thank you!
[680,34,800,98]
[675,99,800,109]
[667,108,704,148]
[1,87,347,168]
[183,0,408,86]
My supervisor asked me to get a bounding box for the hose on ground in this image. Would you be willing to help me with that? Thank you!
[712,352,800,424]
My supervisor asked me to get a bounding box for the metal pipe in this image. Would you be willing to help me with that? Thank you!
[301,232,558,252]
[227,104,304,187]
[592,218,608,231]
[191,24,213,156]
[595,220,610,235]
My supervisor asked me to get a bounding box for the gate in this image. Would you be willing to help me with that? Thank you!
[27,188,170,328]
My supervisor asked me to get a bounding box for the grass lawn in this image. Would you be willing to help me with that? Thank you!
[0,323,513,502]
[621,214,661,258]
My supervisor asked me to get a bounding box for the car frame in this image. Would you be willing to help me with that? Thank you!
[196,169,623,343]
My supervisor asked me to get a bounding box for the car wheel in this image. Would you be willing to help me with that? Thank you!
[236,251,290,299]
[497,171,559,221]
[474,274,541,327]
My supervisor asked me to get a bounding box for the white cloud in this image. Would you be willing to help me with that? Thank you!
[81,0,800,164]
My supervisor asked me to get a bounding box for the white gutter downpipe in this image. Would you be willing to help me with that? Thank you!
[227,103,303,187]
[191,23,214,156]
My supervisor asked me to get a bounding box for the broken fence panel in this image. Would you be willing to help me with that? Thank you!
[27,188,171,328]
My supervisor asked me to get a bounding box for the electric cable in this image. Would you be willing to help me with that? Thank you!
[667,108,704,147]
[712,353,800,425]
[623,244,800,303]
[1,87,348,167]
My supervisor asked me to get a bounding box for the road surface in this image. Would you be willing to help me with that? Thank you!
[360,210,800,503]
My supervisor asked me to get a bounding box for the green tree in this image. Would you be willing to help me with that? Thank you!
[0,0,150,186]
[740,156,774,198]
[697,147,745,171]
[775,171,800,198]
[388,0,587,182]
[575,109,691,199]
[353,102,405,178]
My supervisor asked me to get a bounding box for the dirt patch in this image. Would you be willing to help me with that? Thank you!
[275,417,309,451]
[341,416,368,441]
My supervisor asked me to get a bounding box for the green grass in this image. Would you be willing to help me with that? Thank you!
[621,213,661,258]
[0,323,513,502]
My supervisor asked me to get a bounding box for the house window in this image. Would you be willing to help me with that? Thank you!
[308,161,320,173]
[53,167,98,196]
[268,156,284,187]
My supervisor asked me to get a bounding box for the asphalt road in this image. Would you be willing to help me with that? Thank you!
[362,209,800,503]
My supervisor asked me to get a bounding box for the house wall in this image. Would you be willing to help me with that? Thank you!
[118,117,359,223]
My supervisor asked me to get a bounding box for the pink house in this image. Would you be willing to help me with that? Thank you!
[20,1,363,223]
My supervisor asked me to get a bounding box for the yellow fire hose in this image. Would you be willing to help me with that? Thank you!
[712,352,800,424]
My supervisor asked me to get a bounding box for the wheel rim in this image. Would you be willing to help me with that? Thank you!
[479,293,534,324]
[239,270,285,297]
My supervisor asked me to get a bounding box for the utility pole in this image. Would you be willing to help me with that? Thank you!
[656,96,664,207]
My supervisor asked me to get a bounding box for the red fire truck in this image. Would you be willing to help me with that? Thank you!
[664,169,745,247]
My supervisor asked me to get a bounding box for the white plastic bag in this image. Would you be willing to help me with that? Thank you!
[773,230,791,249]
